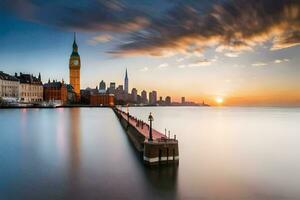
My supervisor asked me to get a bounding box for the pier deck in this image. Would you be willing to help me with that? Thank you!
[119,111,167,140]
[113,107,179,165]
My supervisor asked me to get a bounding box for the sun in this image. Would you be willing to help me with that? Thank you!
[215,97,224,105]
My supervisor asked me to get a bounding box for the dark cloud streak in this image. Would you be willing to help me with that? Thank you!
[113,0,300,56]
[1,0,299,56]
[0,0,149,32]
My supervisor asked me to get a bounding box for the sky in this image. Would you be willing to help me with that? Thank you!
[0,0,299,106]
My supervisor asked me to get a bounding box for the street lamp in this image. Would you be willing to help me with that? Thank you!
[148,112,154,141]
[126,104,129,122]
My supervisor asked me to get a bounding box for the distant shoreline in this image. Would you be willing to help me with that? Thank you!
[1,105,299,109]
[0,104,209,109]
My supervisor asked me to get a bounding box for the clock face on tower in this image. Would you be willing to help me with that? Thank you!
[72,60,79,66]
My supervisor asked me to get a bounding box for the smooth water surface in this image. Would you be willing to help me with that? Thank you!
[0,107,300,199]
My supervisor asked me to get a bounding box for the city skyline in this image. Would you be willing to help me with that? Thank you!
[81,67,199,106]
[0,0,300,106]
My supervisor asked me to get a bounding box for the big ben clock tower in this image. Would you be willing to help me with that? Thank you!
[69,33,81,100]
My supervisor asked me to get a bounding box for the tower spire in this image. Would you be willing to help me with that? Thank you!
[124,68,129,94]
[72,32,78,52]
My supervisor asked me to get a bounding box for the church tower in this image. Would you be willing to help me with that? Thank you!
[69,33,81,100]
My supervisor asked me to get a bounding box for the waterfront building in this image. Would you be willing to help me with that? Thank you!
[141,90,147,104]
[131,88,138,102]
[90,93,114,107]
[80,86,115,106]
[165,96,171,105]
[0,71,19,101]
[81,87,114,106]
[69,33,81,100]
[124,68,128,94]
[16,73,43,103]
[43,80,68,104]
[99,80,106,93]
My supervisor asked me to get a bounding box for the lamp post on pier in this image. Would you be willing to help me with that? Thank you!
[148,112,154,141]
[126,104,129,122]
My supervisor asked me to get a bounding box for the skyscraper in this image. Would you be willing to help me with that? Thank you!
[141,90,147,104]
[124,68,128,94]
[181,97,185,104]
[99,80,106,93]
[115,85,124,100]
[69,33,81,100]
[152,91,157,105]
[131,88,138,102]
[149,90,157,105]
[108,82,116,94]
[165,96,171,105]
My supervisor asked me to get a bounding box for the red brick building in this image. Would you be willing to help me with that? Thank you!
[43,80,68,104]
[90,93,114,107]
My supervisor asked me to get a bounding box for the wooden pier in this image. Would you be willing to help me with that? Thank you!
[113,107,179,165]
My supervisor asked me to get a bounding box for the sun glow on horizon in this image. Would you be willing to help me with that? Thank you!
[215,97,224,105]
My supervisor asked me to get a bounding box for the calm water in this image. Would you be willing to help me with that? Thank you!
[1,107,300,200]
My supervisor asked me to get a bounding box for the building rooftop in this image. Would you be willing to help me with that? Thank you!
[15,73,42,85]
[43,80,65,89]
[0,71,19,82]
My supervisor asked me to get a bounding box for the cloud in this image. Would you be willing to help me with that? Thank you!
[252,62,268,67]
[178,64,186,68]
[157,63,169,69]
[225,52,240,58]
[176,57,185,62]
[271,31,300,50]
[88,34,113,45]
[274,59,282,64]
[252,58,289,66]
[274,58,290,64]
[0,0,149,32]
[113,0,300,56]
[233,64,246,68]
[1,0,299,56]
[139,67,149,72]
[189,59,213,67]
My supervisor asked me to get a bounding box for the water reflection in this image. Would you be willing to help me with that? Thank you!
[1,107,300,199]
[69,108,81,173]
[66,108,81,199]
[143,165,178,194]
[123,129,179,199]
